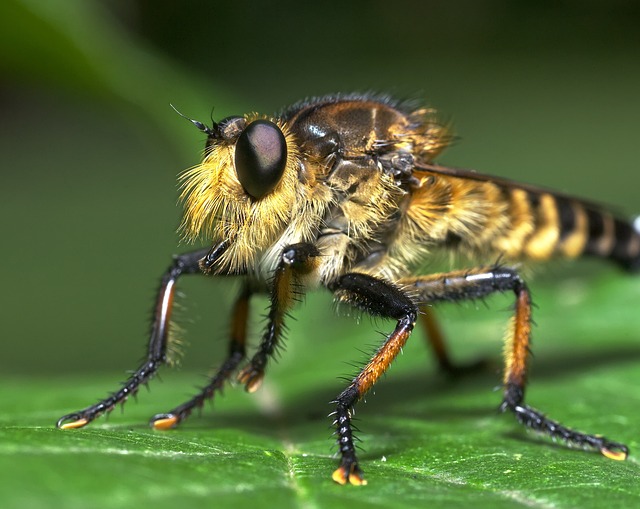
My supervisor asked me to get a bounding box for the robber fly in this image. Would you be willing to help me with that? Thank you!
[57,93,637,485]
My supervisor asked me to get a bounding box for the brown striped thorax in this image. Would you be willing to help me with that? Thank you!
[180,93,640,282]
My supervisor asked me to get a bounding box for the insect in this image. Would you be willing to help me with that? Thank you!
[57,93,636,485]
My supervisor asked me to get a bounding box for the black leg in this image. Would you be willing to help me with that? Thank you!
[327,273,418,485]
[237,243,320,392]
[150,284,252,429]
[400,266,629,460]
[56,246,216,429]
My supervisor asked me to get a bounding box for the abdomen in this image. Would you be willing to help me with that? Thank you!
[404,173,640,271]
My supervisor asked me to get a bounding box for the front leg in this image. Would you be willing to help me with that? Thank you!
[327,273,419,485]
[56,246,218,429]
[237,243,320,392]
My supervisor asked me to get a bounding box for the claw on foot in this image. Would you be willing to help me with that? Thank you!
[150,414,180,430]
[332,464,367,486]
[237,367,264,393]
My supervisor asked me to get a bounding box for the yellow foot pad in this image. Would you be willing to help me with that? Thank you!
[332,465,367,486]
[151,414,179,430]
[58,418,89,430]
[601,447,628,461]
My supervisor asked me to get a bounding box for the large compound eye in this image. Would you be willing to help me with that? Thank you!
[234,119,287,199]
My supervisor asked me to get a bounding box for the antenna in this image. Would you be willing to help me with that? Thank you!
[170,104,217,136]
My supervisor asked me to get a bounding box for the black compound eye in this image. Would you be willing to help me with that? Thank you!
[234,119,287,199]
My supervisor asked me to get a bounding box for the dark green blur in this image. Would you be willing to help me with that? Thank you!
[1,0,639,375]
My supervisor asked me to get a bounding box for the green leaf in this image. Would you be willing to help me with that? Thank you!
[2,272,640,508]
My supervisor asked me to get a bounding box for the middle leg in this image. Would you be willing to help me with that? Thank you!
[327,272,419,485]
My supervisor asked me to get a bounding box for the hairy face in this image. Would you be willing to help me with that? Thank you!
[179,114,330,274]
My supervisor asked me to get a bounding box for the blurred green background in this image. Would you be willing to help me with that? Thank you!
[2,0,639,376]
[2,1,640,507]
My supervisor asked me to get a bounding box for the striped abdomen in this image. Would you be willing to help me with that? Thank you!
[495,186,640,271]
[406,172,640,272]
